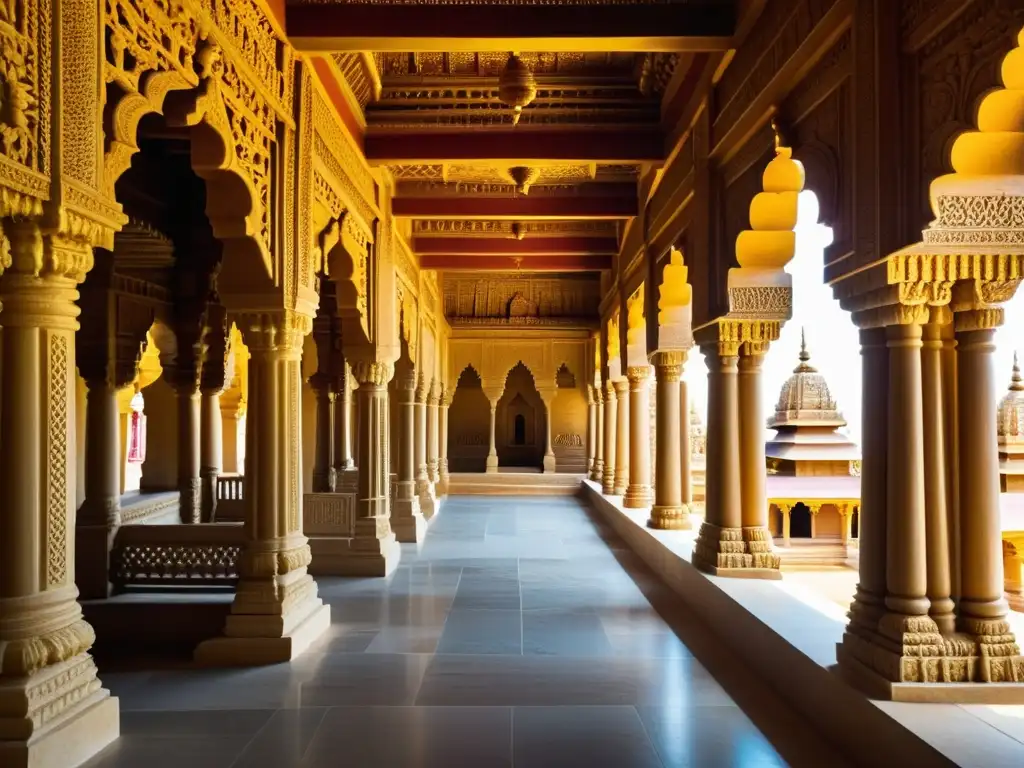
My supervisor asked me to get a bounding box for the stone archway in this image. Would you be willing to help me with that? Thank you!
[447,365,491,472]
[496,362,545,470]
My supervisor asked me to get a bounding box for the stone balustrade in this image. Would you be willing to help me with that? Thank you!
[110,523,244,589]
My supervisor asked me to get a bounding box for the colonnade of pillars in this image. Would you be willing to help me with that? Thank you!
[586,351,696,533]
[309,366,450,544]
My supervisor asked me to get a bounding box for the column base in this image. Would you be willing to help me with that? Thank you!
[392,496,426,543]
[438,469,450,496]
[75,523,116,599]
[612,478,628,496]
[485,454,499,474]
[623,484,653,509]
[195,597,331,667]
[836,613,1024,700]
[0,655,120,768]
[590,460,603,483]
[692,521,781,578]
[601,468,616,495]
[647,504,692,530]
[543,454,556,473]
[312,468,337,494]
[334,467,359,493]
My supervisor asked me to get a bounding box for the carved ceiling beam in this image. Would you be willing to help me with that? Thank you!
[286,4,736,53]
[364,129,664,163]
[420,254,612,271]
[414,236,619,256]
[393,192,637,219]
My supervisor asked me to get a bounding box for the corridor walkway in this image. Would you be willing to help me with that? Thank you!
[87,497,790,768]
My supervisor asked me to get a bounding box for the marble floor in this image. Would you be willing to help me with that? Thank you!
[84,496,819,768]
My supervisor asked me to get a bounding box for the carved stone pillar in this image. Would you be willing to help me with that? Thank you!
[779,504,792,547]
[173,383,201,523]
[956,316,1020,657]
[200,391,223,519]
[613,379,629,495]
[310,375,335,493]
[592,386,605,482]
[847,328,888,633]
[738,346,778,569]
[333,363,355,474]
[196,312,330,664]
[346,360,400,574]
[392,371,424,543]
[539,388,557,473]
[76,248,152,597]
[649,352,689,529]
[438,386,451,493]
[0,223,119,763]
[624,366,652,508]
[679,376,692,510]
[415,373,436,516]
[601,380,617,493]
[484,384,503,474]
[692,341,744,573]
[922,320,955,634]
[200,305,230,523]
[883,322,931,622]
[427,379,440,483]
[586,386,596,475]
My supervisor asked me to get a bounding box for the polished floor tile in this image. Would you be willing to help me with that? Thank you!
[513,706,663,768]
[93,495,791,768]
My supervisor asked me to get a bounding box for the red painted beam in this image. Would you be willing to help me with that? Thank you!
[393,193,637,220]
[414,236,619,256]
[286,3,736,52]
[420,254,612,271]
[364,130,664,164]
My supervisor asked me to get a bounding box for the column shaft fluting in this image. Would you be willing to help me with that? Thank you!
[884,322,930,618]
[957,326,1011,625]
[922,322,955,633]
[602,382,617,493]
[624,368,652,508]
[649,353,689,529]
[613,380,630,495]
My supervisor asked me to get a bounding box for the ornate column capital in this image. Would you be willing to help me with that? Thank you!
[613,379,629,396]
[428,379,441,406]
[233,310,311,361]
[652,350,685,382]
[627,365,651,384]
[399,370,419,392]
[352,360,394,387]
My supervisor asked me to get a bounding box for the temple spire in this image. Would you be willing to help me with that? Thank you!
[794,328,816,373]
[1012,352,1024,393]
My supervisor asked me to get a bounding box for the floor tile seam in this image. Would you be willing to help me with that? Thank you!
[221,707,294,768]
[954,705,1024,749]
[518,556,524,656]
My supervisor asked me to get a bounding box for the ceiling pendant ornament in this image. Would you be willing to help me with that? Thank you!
[507,166,540,195]
[498,52,538,126]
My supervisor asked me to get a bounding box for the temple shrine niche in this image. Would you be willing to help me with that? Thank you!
[999,355,1024,492]
[765,334,860,565]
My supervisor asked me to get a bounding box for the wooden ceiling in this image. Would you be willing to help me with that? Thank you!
[289,0,738,272]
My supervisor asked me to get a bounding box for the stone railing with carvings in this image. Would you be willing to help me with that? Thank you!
[216,474,246,521]
[119,491,181,525]
[110,523,244,589]
[305,492,357,537]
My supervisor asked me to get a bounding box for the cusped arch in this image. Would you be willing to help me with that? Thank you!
[103,43,273,281]
[323,212,373,352]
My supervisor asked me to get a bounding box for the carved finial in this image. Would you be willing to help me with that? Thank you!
[794,328,816,373]
[771,118,781,151]
[1012,351,1024,392]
